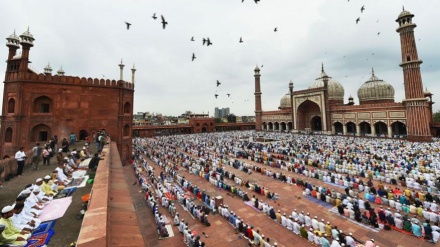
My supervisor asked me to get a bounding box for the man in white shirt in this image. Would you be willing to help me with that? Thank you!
[15,147,27,176]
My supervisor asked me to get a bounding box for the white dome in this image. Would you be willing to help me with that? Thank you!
[357,69,394,103]
[309,66,344,100]
[279,93,291,108]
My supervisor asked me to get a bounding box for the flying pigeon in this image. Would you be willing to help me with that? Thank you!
[377,32,381,35]
[192,53,196,61]
[361,5,365,13]
[152,13,157,20]
[254,0,260,3]
[215,94,219,99]
[125,22,132,30]
[207,38,212,46]
[202,38,207,45]
[227,93,230,97]
[216,80,221,87]
[239,37,243,43]
[356,17,360,24]
[274,27,278,32]
[161,15,168,29]
[191,36,195,41]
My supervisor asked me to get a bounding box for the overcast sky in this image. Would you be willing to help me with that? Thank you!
[1,0,439,117]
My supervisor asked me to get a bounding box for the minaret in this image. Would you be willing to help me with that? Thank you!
[131,64,136,85]
[18,27,35,76]
[396,8,432,141]
[44,63,52,76]
[321,63,331,133]
[289,80,294,132]
[119,59,125,81]
[57,66,65,76]
[6,30,20,61]
[254,65,262,131]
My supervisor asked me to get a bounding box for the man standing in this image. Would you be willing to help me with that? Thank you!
[31,142,43,170]
[14,147,26,177]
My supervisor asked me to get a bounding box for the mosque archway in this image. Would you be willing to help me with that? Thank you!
[274,122,280,131]
[201,124,208,133]
[280,122,287,131]
[287,122,292,131]
[311,116,322,131]
[334,122,343,134]
[374,122,388,137]
[262,122,267,131]
[346,122,356,135]
[391,121,407,137]
[30,124,51,142]
[296,100,321,130]
[359,122,371,136]
[268,122,273,131]
[79,129,88,140]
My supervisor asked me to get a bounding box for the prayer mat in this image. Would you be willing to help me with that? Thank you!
[32,220,57,235]
[244,201,261,212]
[69,176,88,188]
[39,196,73,222]
[304,196,333,209]
[26,229,54,247]
[323,181,346,189]
[165,224,175,237]
[328,207,383,233]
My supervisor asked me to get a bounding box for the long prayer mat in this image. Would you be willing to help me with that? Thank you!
[244,201,261,212]
[26,229,54,247]
[32,220,57,235]
[69,175,89,188]
[323,181,346,189]
[328,207,383,233]
[304,196,334,209]
[39,196,73,222]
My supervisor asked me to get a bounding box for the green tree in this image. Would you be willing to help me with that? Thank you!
[433,110,440,123]
[215,118,222,123]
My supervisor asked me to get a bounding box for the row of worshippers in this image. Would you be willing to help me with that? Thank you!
[0,175,58,246]
[140,139,370,247]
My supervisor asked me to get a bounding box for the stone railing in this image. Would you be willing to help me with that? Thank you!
[0,150,34,180]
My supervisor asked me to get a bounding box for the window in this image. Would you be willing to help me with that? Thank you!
[7,98,15,113]
[39,131,48,142]
[33,96,52,113]
[124,102,131,114]
[5,128,12,142]
[406,55,411,62]
[123,124,130,136]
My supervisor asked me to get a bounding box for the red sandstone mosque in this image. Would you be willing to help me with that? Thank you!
[0,28,134,162]
[254,9,439,142]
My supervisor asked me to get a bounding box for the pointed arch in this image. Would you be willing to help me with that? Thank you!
[296,100,321,130]
[4,127,13,142]
[30,124,51,142]
[33,95,52,113]
[124,102,131,114]
[7,98,15,113]
[123,124,130,136]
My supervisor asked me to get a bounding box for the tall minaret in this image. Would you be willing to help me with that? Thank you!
[119,59,125,81]
[18,27,35,77]
[254,65,262,131]
[396,8,432,142]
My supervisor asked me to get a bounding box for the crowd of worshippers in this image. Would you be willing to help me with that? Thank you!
[134,139,371,247]
[0,175,59,246]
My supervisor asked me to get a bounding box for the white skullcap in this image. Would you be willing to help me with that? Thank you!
[1,205,14,213]
[36,178,43,182]
[44,175,51,179]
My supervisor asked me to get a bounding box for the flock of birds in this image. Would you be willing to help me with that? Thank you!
[121,2,428,107]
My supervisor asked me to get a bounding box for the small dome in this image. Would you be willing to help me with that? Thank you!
[57,66,65,76]
[309,65,344,100]
[357,69,394,103]
[424,88,432,95]
[398,8,413,19]
[19,27,35,45]
[279,93,291,108]
[8,30,19,41]
[6,30,20,47]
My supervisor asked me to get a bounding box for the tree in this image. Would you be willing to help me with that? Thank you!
[433,110,440,123]
[215,118,222,123]
[227,114,236,123]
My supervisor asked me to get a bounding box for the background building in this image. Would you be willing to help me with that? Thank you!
[214,107,230,118]
[0,29,134,162]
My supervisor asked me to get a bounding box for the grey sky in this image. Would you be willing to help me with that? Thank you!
[1,0,439,117]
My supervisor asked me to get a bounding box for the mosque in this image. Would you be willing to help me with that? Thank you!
[254,8,438,142]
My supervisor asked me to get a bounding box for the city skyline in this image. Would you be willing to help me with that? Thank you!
[1,1,439,116]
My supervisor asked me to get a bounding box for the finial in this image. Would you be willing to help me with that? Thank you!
[402,5,405,11]
[321,62,324,73]
[132,64,135,69]
[371,67,375,76]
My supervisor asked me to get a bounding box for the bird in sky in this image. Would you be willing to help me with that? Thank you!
[202,38,207,45]
[124,22,132,30]
[261,65,264,67]
[274,27,278,32]
[239,37,243,43]
[356,17,360,24]
[215,94,219,99]
[361,5,365,13]
[207,38,213,46]
[191,36,195,41]
[102,74,106,78]
[377,32,381,35]
[192,53,196,61]
[161,15,168,29]
[242,0,244,2]
[254,0,260,3]
[152,13,157,20]
[216,80,221,87]
[227,93,230,97]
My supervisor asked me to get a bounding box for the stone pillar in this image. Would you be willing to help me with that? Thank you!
[388,125,393,138]
[371,124,376,137]
[342,125,347,135]
[356,124,361,136]
[331,124,335,135]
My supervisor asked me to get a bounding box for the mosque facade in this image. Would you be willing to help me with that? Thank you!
[0,29,134,163]
[254,9,436,142]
